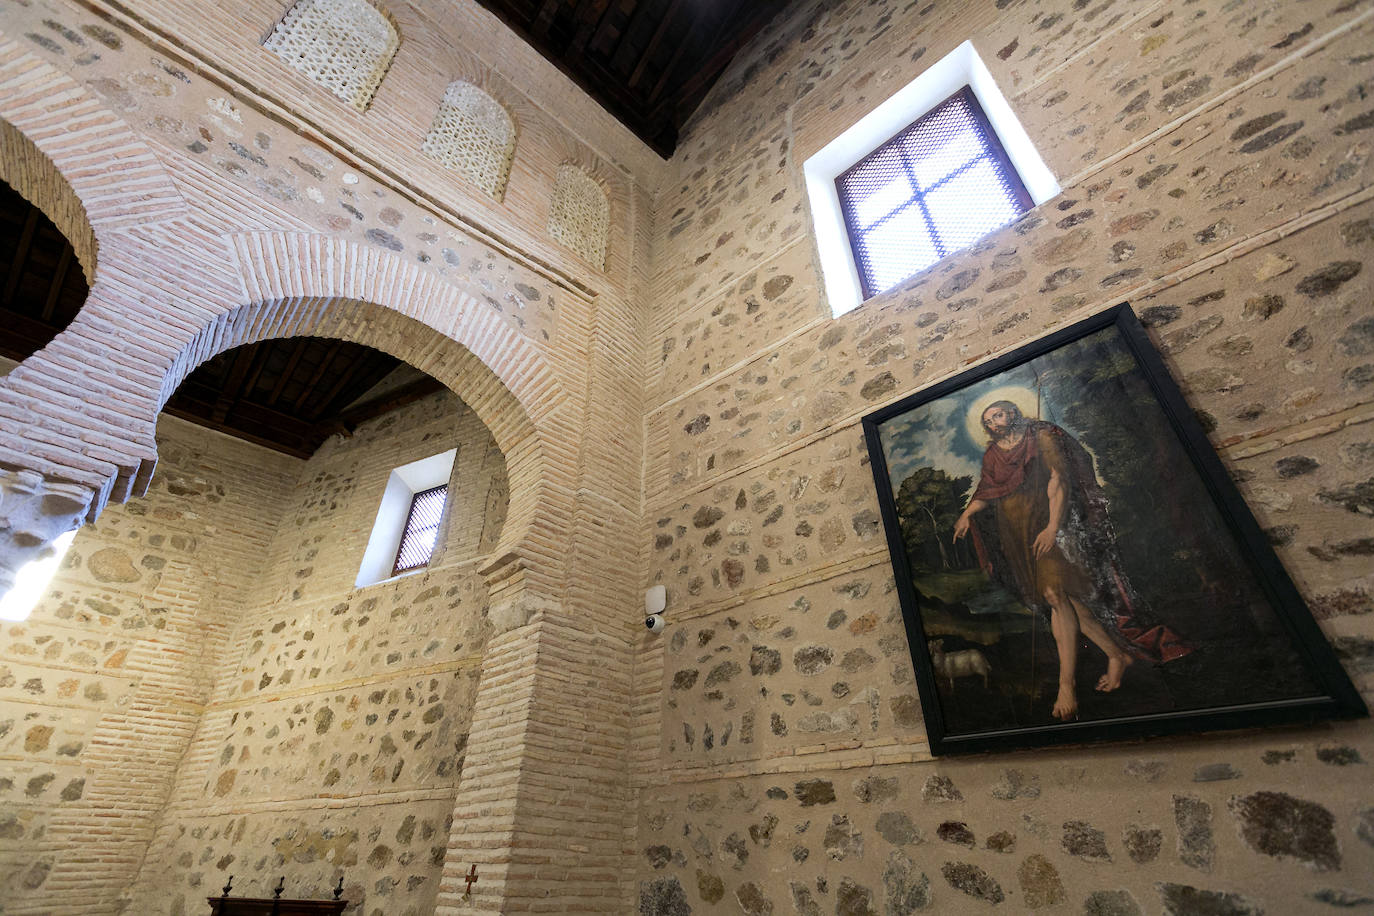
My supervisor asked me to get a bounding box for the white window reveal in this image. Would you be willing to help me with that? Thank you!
[547,164,609,269]
[356,448,454,587]
[422,81,518,200]
[803,41,1058,316]
[264,0,400,112]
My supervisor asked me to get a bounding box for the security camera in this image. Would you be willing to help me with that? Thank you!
[644,586,667,633]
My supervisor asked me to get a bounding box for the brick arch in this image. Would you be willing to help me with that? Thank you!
[0,32,188,282]
[170,296,568,590]
[0,33,190,529]
[166,230,576,593]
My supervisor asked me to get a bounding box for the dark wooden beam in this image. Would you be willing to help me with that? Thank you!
[39,246,73,324]
[307,352,373,422]
[163,396,322,459]
[211,347,257,424]
[1,209,39,306]
[337,376,447,430]
[649,2,783,122]
[293,341,342,412]
[265,339,311,407]
[628,0,683,89]
[566,0,611,59]
[0,306,59,360]
[240,341,274,397]
[531,0,562,39]
[645,24,691,106]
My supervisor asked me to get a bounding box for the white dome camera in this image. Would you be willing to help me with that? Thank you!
[644,585,666,633]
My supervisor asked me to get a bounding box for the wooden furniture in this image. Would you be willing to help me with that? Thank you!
[206,876,347,915]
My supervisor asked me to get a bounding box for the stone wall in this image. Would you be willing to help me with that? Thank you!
[0,381,508,914]
[2,0,1373,911]
[0,413,300,905]
[635,0,1374,913]
[124,390,507,916]
[0,0,651,908]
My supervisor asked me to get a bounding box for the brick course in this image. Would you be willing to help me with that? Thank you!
[0,0,1370,912]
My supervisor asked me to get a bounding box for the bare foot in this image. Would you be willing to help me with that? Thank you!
[1052,685,1078,721]
[1095,654,1134,692]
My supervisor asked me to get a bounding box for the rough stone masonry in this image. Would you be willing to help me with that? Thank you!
[0,0,1371,914]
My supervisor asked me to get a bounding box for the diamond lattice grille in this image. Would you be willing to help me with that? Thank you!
[548,165,609,269]
[836,87,1032,298]
[422,82,517,199]
[393,485,447,575]
[264,0,399,112]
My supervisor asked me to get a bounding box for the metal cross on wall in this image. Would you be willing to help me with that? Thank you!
[464,864,478,895]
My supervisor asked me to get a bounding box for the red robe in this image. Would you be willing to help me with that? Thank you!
[968,421,1190,664]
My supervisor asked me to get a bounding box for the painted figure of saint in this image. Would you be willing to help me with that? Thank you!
[952,400,1190,720]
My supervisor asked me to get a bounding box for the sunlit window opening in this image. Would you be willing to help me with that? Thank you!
[392,484,448,575]
[0,528,77,622]
[836,87,1032,300]
[356,448,456,587]
[802,41,1059,316]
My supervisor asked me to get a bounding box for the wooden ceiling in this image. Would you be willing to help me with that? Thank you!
[0,184,86,364]
[471,0,792,157]
[161,341,444,458]
[0,181,444,459]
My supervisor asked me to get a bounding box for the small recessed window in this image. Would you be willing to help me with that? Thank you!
[836,87,1032,300]
[356,448,456,588]
[803,42,1059,316]
[393,484,448,575]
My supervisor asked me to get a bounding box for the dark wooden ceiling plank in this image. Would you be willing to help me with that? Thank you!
[162,399,318,459]
[628,0,683,89]
[39,246,73,324]
[567,0,612,58]
[293,340,343,412]
[644,24,692,106]
[1,209,39,307]
[531,0,562,39]
[241,340,276,397]
[0,307,58,360]
[307,351,376,422]
[210,346,258,424]
[588,0,632,56]
[265,338,312,407]
[327,356,406,418]
[338,377,447,430]
[610,0,658,77]
[650,2,783,122]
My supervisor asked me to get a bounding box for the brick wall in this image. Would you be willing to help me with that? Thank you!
[124,390,507,916]
[0,413,299,910]
[2,0,1370,912]
[0,384,509,914]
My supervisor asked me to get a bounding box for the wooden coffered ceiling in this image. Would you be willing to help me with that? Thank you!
[471,0,792,157]
[0,180,444,459]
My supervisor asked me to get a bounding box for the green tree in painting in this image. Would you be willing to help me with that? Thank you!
[895,467,973,573]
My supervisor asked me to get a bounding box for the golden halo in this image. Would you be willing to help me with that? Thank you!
[966,386,1040,445]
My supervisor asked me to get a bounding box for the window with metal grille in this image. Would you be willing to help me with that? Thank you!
[836,87,1033,300]
[392,484,447,575]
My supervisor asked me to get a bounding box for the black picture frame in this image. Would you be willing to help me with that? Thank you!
[862,303,1366,755]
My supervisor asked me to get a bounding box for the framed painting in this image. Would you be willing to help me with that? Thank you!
[862,304,1366,755]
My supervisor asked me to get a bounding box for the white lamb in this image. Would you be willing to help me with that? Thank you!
[929,639,991,691]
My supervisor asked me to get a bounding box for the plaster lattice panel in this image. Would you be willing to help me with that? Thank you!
[263,0,399,112]
[547,164,609,269]
[422,81,517,200]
